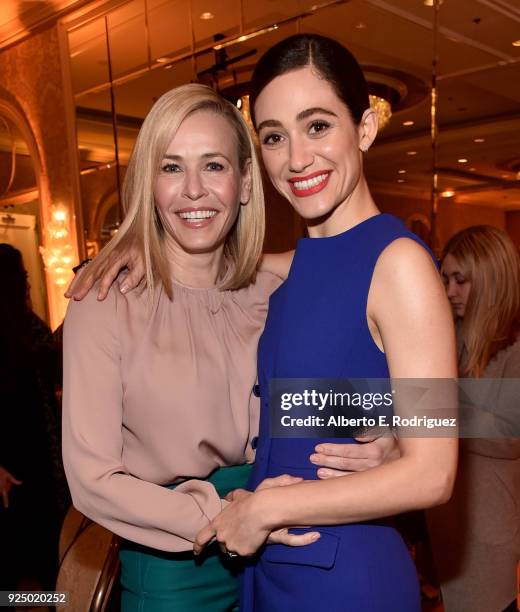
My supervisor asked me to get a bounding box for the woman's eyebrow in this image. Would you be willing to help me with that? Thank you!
[162,152,229,160]
[256,119,282,131]
[296,107,338,121]
[257,107,338,132]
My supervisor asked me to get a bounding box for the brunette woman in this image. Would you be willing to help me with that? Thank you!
[191,34,457,612]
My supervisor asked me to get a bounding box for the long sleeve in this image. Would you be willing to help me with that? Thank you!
[62,288,224,552]
[462,340,520,460]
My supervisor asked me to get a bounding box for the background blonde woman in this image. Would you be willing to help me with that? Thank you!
[428,225,520,612]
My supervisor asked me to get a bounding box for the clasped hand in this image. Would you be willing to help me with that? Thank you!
[193,432,399,556]
[194,475,314,557]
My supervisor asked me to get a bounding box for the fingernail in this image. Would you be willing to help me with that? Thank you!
[311,533,320,542]
[120,284,128,294]
[309,454,319,463]
[315,445,324,453]
[317,468,328,477]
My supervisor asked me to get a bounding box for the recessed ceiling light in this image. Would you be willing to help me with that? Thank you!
[156,57,169,63]
[164,65,173,70]
[458,158,468,163]
[512,40,520,47]
[423,0,444,6]
[469,167,476,171]
[473,138,485,143]
[398,169,406,174]
[355,22,366,29]
[200,12,214,20]
[402,120,414,126]
[397,179,405,183]
[441,190,455,198]
[407,151,417,156]
[501,174,509,178]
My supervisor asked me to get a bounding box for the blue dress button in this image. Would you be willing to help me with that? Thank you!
[251,436,259,449]
[253,384,261,397]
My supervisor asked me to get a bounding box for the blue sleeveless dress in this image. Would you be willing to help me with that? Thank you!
[241,214,427,612]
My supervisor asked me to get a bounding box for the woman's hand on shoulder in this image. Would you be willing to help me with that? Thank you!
[65,241,145,301]
[259,251,295,280]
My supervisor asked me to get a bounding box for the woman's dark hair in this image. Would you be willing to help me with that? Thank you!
[0,243,32,358]
[249,34,370,127]
[0,243,28,308]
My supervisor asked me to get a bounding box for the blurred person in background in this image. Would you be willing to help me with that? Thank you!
[428,225,520,612]
[0,243,69,591]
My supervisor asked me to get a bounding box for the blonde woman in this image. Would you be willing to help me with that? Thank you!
[428,225,520,612]
[63,84,309,611]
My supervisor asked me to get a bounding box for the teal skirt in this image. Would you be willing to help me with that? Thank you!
[120,464,252,611]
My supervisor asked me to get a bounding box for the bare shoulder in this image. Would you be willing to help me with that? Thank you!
[259,251,295,280]
[370,237,445,316]
[368,237,456,377]
[375,237,437,279]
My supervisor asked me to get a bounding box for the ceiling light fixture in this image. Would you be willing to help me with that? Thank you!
[213,25,279,50]
[397,179,405,183]
[402,120,414,126]
[458,158,468,163]
[200,12,214,20]
[441,190,455,198]
[473,138,485,143]
[407,151,417,156]
[512,40,520,47]
[355,22,366,29]
[398,169,406,174]
[156,57,169,63]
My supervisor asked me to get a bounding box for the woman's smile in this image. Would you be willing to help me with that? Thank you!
[175,207,219,228]
[288,170,332,197]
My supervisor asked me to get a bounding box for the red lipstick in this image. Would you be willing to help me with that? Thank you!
[288,171,331,197]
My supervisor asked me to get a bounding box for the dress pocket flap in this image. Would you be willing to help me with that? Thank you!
[262,531,339,569]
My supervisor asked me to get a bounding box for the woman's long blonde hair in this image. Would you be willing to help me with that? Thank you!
[86,83,265,299]
[442,225,520,377]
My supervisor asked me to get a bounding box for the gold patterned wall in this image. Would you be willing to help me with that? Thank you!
[0,24,82,329]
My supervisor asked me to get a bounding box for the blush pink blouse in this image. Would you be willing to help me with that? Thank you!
[62,271,281,552]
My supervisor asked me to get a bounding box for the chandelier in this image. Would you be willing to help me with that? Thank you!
[369,94,392,131]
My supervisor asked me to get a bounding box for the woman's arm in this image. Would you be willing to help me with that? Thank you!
[0,465,22,509]
[463,342,520,458]
[63,289,228,552]
[65,242,144,301]
[195,238,458,556]
[67,249,296,301]
[259,251,295,280]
